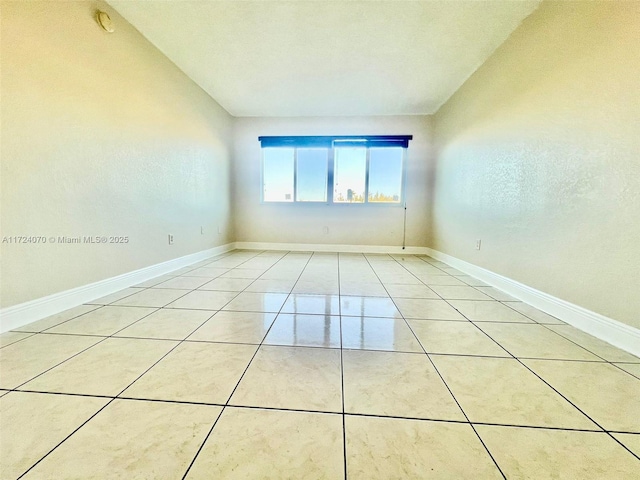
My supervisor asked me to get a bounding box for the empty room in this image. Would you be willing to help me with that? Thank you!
[1,0,639,478]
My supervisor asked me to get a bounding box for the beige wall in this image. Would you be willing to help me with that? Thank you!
[0,1,234,308]
[232,116,433,248]
[431,1,640,328]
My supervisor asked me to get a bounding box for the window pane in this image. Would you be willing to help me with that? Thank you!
[368,147,403,203]
[333,147,366,203]
[263,148,294,202]
[296,148,328,202]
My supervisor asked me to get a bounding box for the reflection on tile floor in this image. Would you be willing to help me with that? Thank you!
[1,250,638,478]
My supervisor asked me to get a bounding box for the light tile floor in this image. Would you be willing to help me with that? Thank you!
[1,250,639,479]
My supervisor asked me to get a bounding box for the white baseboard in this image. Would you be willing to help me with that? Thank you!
[425,248,640,358]
[0,243,235,333]
[235,241,430,255]
[6,241,637,359]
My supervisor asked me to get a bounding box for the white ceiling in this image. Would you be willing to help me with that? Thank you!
[108,0,541,117]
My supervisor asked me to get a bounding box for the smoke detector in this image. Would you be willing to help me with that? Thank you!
[96,11,114,33]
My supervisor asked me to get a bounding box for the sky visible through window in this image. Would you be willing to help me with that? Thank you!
[262,146,403,203]
[263,148,294,202]
[368,147,403,202]
[334,147,366,203]
[297,148,328,201]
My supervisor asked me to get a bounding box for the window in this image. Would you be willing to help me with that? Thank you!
[368,147,403,203]
[333,147,366,203]
[260,135,411,204]
[296,148,328,202]
[262,148,294,202]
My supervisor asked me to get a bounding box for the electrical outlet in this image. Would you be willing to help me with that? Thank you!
[476,239,481,250]
[323,226,329,235]
[168,234,174,245]
[218,225,222,235]
[200,226,204,235]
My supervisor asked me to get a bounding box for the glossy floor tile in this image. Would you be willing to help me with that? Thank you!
[291,279,339,294]
[11,304,100,332]
[0,333,102,389]
[182,266,229,278]
[0,331,33,348]
[342,350,464,420]
[432,355,598,429]
[244,278,296,293]
[198,276,255,292]
[477,322,601,360]
[166,289,238,310]
[341,316,423,352]
[0,391,108,479]
[547,324,640,363]
[449,299,533,322]
[409,319,509,357]
[612,433,640,457]
[23,338,177,396]
[503,301,565,324]
[346,416,502,478]
[185,407,344,479]
[339,282,388,297]
[222,292,288,313]
[46,306,156,336]
[112,288,187,308]
[385,283,439,299]
[417,274,468,285]
[153,275,211,290]
[229,345,342,412]
[122,342,256,404]
[393,297,466,320]
[523,359,640,432]
[264,313,341,348]
[430,285,493,300]
[340,296,401,318]
[3,250,638,478]
[220,268,266,279]
[281,294,340,315]
[115,308,213,340]
[476,425,640,479]
[21,399,221,479]
[616,363,640,378]
[187,311,276,344]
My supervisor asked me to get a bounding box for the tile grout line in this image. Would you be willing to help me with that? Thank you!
[180,250,316,479]
[15,293,225,478]
[116,253,284,480]
[6,250,640,476]
[394,257,523,363]
[11,264,233,391]
[403,255,640,454]
[0,331,37,349]
[462,317,640,459]
[365,253,508,479]
[337,252,348,480]
[16,396,117,479]
[6,305,164,393]
[12,304,103,334]
[11,386,637,435]
[12,327,632,363]
[496,299,623,364]
[14,249,269,478]
[430,292,620,437]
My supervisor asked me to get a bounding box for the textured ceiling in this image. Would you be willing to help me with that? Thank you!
[108,0,541,117]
